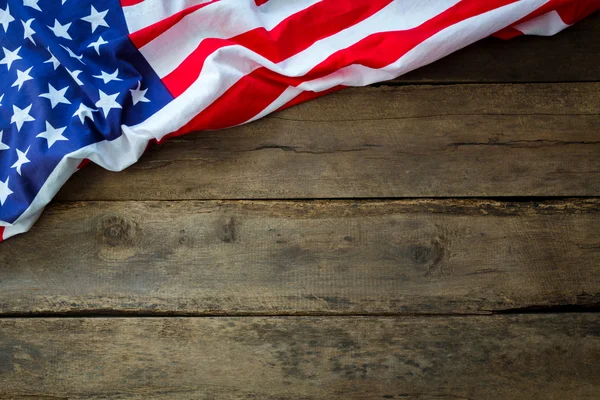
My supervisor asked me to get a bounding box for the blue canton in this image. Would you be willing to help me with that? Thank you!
[0,0,173,225]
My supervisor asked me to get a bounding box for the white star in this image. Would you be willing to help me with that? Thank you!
[95,90,121,117]
[23,0,41,12]
[39,83,71,109]
[0,131,9,151]
[93,69,122,84]
[59,44,84,64]
[87,36,108,55]
[48,19,72,40]
[0,5,14,32]
[0,46,21,70]
[11,104,34,132]
[72,103,96,124]
[37,121,68,148]
[130,81,150,105]
[81,6,108,33]
[66,68,84,86]
[0,177,13,206]
[62,0,68,4]
[12,67,33,91]
[22,19,36,44]
[11,147,30,176]
[0,93,3,106]
[44,47,60,70]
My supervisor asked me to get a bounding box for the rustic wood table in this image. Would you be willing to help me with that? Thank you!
[1,13,599,400]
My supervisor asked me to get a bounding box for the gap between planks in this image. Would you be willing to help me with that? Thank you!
[1,306,600,319]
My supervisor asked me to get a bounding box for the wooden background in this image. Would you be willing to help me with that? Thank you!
[1,13,599,400]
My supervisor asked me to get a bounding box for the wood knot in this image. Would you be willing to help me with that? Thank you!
[410,245,434,264]
[409,238,446,277]
[217,217,236,243]
[99,215,138,247]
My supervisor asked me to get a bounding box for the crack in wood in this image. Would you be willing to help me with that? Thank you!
[448,139,600,149]
[240,144,368,154]
[265,112,600,123]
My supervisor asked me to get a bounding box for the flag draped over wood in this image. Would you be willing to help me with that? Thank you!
[0,0,597,241]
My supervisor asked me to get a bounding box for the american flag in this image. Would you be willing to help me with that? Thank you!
[0,0,597,241]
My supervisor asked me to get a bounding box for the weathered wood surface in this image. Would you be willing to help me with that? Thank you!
[2,17,599,399]
[0,315,599,399]
[1,199,599,315]
[57,83,600,200]
[394,12,600,83]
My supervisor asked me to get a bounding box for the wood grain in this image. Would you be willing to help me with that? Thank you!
[393,12,600,83]
[2,17,599,399]
[56,83,600,200]
[1,199,599,315]
[1,315,599,399]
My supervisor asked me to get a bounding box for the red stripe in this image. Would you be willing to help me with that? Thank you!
[77,158,92,169]
[255,0,269,5]
[170,0,517,137]
[0,226,4,242]
[556,0,600,24]
[129,1,219,48]
[172,68,289,132]
[162,38,228,98]
[121,0,144,6]
[162,0,393,97]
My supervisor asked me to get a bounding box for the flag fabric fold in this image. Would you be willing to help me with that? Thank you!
[0,0,598,241]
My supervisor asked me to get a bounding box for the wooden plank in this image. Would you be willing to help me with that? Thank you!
[393,12,600,83]
[0,315,599,399]
[56,83,600,200]
[1,199,599,315]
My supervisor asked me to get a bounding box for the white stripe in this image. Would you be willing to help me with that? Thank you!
[139,0,323,78]
[122,0,214,33]
[514,10,570,36]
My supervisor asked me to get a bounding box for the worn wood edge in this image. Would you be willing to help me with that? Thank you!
[0,314,599,399]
